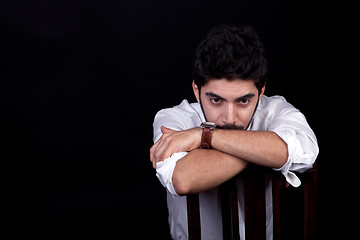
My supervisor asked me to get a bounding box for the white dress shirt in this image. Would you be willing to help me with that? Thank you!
[152,95,319,240]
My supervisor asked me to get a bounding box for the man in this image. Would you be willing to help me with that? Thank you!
[150,25,318,240]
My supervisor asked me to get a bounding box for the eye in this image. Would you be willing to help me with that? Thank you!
[210,98,222,104]
[238,98,251,105]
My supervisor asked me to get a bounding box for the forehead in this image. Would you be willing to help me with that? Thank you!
[202,78,258,98]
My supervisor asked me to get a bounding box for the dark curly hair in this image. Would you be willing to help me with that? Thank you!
[193,25,268,93]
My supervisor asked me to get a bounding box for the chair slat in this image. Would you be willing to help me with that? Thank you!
[220,177,240,240]
[303,163,318,240]
[187,193,201,240]
[272,171,285,240]
[243,167,267,240]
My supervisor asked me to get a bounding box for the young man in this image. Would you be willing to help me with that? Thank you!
[150,25,318,240]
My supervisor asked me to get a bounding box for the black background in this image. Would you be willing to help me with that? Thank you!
[3,0,332,238]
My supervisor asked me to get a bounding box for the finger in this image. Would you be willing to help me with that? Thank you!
[150,147,155,169]
[150,142,160,169]
[150,132,166,165]
[150,134,164,157]
[151,130,177,169]
[156,134,176,160]
[152,158,156,169]
[151,137,168,169]
[154,140,168,166]
[150,141,157,162]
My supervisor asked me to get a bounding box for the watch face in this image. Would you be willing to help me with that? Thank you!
[201,121,216,128]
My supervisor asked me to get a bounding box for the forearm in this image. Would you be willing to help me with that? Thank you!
[212,129,288,168]
[172,149,248,195]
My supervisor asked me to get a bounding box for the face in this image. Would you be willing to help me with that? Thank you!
[193,78,265,129]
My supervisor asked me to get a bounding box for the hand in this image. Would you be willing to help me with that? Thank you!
[150,126,202,169]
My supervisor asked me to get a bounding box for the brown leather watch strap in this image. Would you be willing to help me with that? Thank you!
[200,127,212,149]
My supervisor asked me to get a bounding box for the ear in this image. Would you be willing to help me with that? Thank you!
[259,85,265,100]
[192,81,201,103]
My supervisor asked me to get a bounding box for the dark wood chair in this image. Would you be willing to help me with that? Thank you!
[186,163,318,240]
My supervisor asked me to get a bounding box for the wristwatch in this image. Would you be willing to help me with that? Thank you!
[200,122,216,149]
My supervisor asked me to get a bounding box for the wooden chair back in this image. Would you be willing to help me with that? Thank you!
[186,163,318,240]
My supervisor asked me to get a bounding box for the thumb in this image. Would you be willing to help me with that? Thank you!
[161,126,176,134]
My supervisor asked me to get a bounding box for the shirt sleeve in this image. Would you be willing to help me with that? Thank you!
[156,152,188,196]
[268,99,319,187]
[153,108,192,142]
[152,108,192,195]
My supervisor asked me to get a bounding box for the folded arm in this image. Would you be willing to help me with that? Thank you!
[150,127,288,169]
[151,126,288,195]
[211,129,288,169]
[172,149,248,195]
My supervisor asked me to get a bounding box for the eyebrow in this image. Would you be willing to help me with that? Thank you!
[205,92,256,102]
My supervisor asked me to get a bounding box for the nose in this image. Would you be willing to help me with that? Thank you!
[222,104,237,125]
